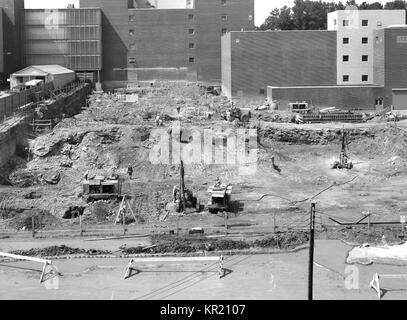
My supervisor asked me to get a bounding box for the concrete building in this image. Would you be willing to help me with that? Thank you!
[327,8,405,86]
[222,8,407,111]
[10,65,76,90]
[23,8,103,83]
[0,0,254,88]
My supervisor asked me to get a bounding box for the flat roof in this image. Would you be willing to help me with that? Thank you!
[268,85,384,89]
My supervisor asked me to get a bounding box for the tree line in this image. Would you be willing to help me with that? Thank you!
[259,0,407,31]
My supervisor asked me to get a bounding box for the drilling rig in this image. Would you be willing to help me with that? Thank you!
[332,126,353,170]
[173,160,199,213]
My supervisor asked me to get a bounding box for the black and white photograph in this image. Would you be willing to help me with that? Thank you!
[1,0,407,304]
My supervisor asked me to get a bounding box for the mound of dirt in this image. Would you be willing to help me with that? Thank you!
[5,209,59,231]
[84,201,115,223]
[10,245,112,257]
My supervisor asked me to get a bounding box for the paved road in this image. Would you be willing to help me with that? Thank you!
[0,240,406,300]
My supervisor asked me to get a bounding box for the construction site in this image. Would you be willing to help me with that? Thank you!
[1,0,407,301]
[0,79,407,300]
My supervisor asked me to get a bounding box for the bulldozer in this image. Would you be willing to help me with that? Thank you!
[207,179,233,214]
[332,126,353,170]
[173,160,199,213]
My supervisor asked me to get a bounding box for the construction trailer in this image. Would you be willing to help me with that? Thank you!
[10,65,75,91]
[83,175,122,202]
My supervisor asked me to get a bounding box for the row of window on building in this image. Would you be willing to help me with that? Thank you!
[342,55,369,62]
[342,75,369,82]
[342,37,369,44]
[334,19,383,27]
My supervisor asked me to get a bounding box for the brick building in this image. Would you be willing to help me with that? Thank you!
[222,8,407,111]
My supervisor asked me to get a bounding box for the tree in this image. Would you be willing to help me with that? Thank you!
[359,2,384,9]
[384,0,407,9]
[260,6,294,30]
[260,0,348,31]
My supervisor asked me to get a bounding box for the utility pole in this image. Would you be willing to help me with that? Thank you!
[308,203,316,301]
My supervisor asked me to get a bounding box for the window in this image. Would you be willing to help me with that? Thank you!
[188,28,195,35]
[248,14,253,21]
[129,57,136,64]
[343,75,349,82]
[362,20,368,26]
[362,55,368,62]
[362,37,368,44]
[343,37,349,44]
[222,28,228,34]
[343,20,349,27]
[343,55,349,62]
[221,15,228,21]
[189,57,195,63]
[129,15,135,22]
[189,42,195,49]
[362,75,368,82]
[334,19,337,26]
[188,14,194,21]
[377,21,382,27]
[129,29,135,36]
[221,0,227,5]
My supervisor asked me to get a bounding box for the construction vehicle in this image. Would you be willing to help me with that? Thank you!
[173,160,199,213]
[332,126,353,170]
[289,102,312,114]
[225,105,251,122]
[82,174,122,203]
[207,179,233,214]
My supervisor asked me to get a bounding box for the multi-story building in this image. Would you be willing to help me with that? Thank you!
[79,0,254,88]
[328,8,405,86]
[0,0,254,88]
[222,8,407,111]
[23,8,103,83]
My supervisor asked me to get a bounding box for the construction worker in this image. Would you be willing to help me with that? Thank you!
[127,164,133,180]
[155,115,163,127]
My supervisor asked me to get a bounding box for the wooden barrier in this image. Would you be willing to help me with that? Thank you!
[0,252,58,283]
[124,255,225,280]
[370,273,407,299]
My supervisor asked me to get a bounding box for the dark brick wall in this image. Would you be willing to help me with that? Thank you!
[223,30,338,97]
[195,0,254,82]
[268,86,385,111]
[384,28,407,106]
[0,0,24,79]
[81,0,254,84]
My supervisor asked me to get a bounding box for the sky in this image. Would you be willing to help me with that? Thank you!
[25,0,392,26]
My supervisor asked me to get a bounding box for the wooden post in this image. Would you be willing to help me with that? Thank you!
[273,212,276,233]
[308,203,316,301]
[368,213,371,232]
[79,214,83,237]
[32,216,35,238]
[123,207,126,235]
[224,211,228,235]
